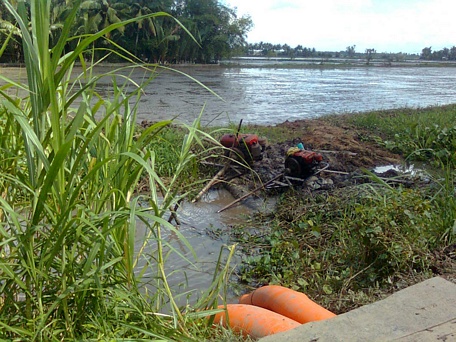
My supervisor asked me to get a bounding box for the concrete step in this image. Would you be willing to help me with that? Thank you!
[260,277,456,342]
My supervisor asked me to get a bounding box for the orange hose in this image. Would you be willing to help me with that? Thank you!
[239,285,336,324]
[212,304,300,338]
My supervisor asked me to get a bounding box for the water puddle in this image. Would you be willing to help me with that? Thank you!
[134,188,272,306]
[374,164,417,175]
[373,163,431,182]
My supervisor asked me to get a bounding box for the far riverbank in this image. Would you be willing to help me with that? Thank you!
[221,56,456,69]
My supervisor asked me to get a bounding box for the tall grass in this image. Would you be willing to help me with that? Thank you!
[0,0,226,339]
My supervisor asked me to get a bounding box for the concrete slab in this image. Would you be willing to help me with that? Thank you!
[260,277,456,342]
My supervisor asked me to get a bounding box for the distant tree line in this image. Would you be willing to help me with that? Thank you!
[420,46,456,61]
[241,43,417,62]
[245,42,320,58]
[0,0,252,64]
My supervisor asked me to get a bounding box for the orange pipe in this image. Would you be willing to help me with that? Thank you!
[239,285,336,324]
[212,304,300,338]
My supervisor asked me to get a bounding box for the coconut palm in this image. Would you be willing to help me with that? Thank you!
[118,0,157,58]
[80,0,124,37]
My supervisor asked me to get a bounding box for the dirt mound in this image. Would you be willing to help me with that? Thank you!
[276,119,401,172]
[251,118,402,184]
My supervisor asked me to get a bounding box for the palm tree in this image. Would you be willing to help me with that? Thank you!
[49,0,74,48]
[123,1,157,58]
[77,0,124,60]
[80,0,124,37]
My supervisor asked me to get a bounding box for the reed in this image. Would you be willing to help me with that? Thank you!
[0,0,226,339]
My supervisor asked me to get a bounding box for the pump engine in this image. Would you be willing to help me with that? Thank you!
[285,149,323,178]
[220,133,265,162]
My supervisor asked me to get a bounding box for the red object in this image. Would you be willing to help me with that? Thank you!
[292,150,323,164]
[285,150,323,178]
[220,133,259,148]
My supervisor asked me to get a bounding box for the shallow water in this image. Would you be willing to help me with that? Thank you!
[124,65,456,126]
[134,188,271,305]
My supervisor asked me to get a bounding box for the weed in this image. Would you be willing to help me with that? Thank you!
[343,105,456,165]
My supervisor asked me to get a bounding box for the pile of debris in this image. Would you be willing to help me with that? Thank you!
[194,131,347,212]
[194,123,425,212]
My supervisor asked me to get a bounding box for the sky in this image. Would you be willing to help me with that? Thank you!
[222,0,456,54]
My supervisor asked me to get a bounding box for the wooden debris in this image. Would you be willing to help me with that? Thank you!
[217,173,283,213]
[320,169,350,175]
[192,164,229,203]
[168,204,181,225]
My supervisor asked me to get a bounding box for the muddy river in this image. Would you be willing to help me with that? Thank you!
[2,64,456,126]
[153,66,456,127]
[134,189,273,305]
[114,64,456,126]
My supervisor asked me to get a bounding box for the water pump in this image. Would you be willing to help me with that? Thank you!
[285,148,323,178]
[220,133,265,162]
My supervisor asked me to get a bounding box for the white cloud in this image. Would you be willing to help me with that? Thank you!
[224,0,456,53]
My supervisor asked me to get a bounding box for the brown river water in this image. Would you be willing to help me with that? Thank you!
[134,189,273,305]
[3,63,456,126]
[2,62,456,305]
[101,64,456,126]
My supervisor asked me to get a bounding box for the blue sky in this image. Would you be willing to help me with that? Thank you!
[223,0,455,54]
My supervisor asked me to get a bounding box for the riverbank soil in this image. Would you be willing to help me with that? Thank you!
[208,116,456,315]
[220,117,403,193]
[274,117,401,171]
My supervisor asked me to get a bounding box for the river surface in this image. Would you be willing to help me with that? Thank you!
[122,65,456,126]
[2,64,456,126]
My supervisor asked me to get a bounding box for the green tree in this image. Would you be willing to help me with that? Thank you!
[80,0,123,36]
[1,0,251,63]
[115,0,157,59]
[49,0,75,48]
[76,0,125,60]
[178,0,251,63]
[365,48,375,65]
[0,0,22,62]
[420,46,432,60]
[449,46,456,60]
[0,17,20,61]
[346,44,356,57]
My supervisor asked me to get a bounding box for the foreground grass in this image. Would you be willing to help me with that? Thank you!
[0,1,235,340]
[233,105,456,314]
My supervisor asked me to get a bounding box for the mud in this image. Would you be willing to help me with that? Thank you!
[278,118,401,171]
